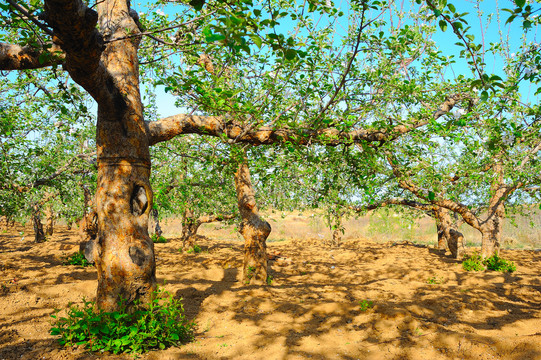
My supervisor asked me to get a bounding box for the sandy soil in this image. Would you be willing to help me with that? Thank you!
[1,224,540,360]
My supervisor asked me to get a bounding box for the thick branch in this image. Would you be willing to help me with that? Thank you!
[42,0,106,100]
[0,42,63,70]
[148,95,465,146]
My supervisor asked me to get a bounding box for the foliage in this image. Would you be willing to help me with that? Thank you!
[462,253,485,272]
[50,288,194,354]
[462,253,517,273]
[483,254,517,273]
[63,251,93,267]
[151,233,168,243]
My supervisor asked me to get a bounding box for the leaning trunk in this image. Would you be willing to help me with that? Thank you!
[32,204,45,243]
[234,161,271,285]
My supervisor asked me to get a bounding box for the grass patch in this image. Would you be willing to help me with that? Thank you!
[50,288,194,355]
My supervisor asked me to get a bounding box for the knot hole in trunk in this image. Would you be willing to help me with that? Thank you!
[131,185,148,216]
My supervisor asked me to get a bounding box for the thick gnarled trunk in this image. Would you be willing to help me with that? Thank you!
[234,161,271,285]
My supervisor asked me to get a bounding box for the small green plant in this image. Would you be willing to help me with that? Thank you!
[186,244,201,254]
[427,276,444,284]
[63,251,93,267]
[462,252,485,271]
[50,288,194,354]
[151,234,167,243]
[246,266,256,279]
[483,254,517,273]
[266,275,273,285]
[358,299,373,312]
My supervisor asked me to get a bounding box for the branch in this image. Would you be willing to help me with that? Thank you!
[6,0,54,36]
[0,42,63,70]
[385,153,482,230]
[147,94,464,146]
[42,0,106,100]
[350,198,435,213]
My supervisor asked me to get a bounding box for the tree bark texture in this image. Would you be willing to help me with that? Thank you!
[32,204,45,243]
[234,161,271,285]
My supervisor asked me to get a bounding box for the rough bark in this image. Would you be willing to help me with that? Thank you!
[32,204,45,243]
[234,161,271,285]
[0,42,63,70]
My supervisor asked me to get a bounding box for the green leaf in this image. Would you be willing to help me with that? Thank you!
[439,20,447,32]
[428,191,435,201]
[480,90,488,102]
[250,35,262,49]
[284,49,297,60]
[206,34,226,43]
[515,0,525,8]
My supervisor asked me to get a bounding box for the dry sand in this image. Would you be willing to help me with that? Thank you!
[0,223,540,360]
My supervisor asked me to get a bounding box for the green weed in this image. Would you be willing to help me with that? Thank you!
[186,244,201,254]
[50,288,194,355]
[266,275,273,285]
[63,252,93,267]
[427,276,444,284]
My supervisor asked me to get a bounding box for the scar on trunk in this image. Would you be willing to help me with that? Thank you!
[131,185,148,216]
[129,246,147,266]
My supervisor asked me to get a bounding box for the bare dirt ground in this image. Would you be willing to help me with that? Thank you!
[1,223,540,360]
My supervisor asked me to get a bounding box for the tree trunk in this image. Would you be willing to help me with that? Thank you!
[434,207,451,250]
[480,162,505,259]
[45,204,55,236]
[181,208,199,249]
[32,204,45,243]
[234,160,271,285]
[480,217,502,258]
[90,1,156,311]
[148,208,162,238]
[330,211,343,246]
